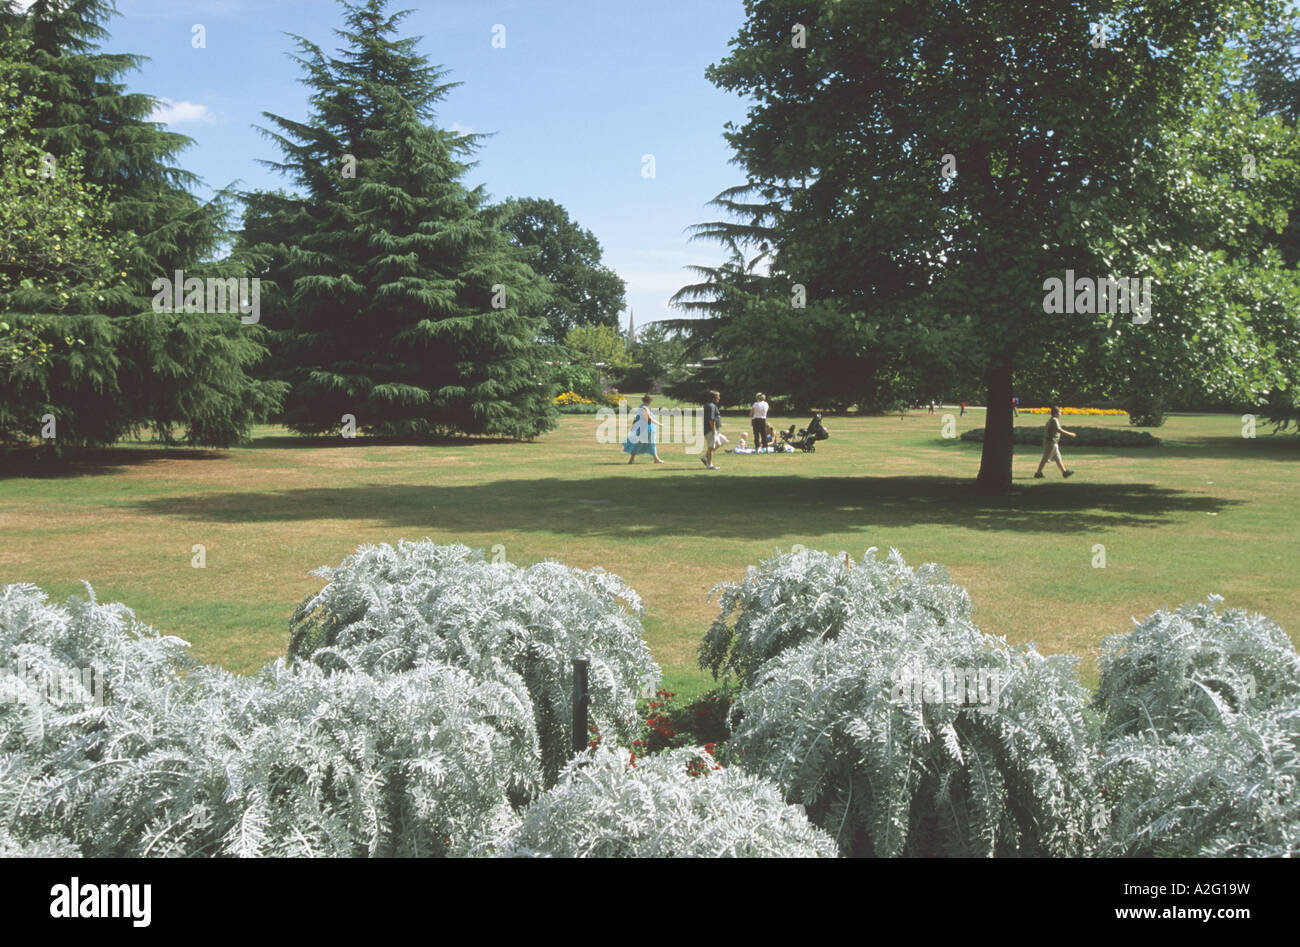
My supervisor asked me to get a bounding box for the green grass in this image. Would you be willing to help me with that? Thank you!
[3,406,1297,699]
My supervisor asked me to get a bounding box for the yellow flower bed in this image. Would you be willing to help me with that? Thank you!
[554,390,597,406]
[1021,406,1129,416]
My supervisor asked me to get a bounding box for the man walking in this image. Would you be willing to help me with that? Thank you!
[1034,406,1076,479]
[702,389,722,470]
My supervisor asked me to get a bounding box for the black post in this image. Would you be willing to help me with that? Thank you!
[571,657,590,756]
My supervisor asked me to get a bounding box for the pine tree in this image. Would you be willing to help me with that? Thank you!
[3,0,227,311]
[1,4,284,449]
[240,0,557,438]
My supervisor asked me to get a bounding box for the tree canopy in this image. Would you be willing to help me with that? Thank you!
[698,0,1300,488]
[488,196,626,344]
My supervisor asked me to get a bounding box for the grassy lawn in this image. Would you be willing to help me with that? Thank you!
[2,406,1296,698]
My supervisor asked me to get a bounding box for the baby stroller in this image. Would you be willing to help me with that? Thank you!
[782,413,830,452]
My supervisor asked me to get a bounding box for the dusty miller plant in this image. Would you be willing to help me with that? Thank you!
[0,582,538,856]
[1097,597,1300,856]
[717,549,1106,857]
[699,547,973,685]
[1094,595,1300,738]
[489,745,837,858]
[289,540,660,785]
[1101,707,1300,857]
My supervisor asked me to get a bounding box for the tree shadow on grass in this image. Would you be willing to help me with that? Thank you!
[946,436,1299,463]
[1141,436,1300,462]
[245,434,545,451]
[0,432,544,476]
[0,446,229,480]
[131,474,1240,539]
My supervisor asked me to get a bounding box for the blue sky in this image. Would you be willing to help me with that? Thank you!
[78,0,753,329]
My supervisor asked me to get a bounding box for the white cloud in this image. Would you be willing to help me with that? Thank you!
[149,99,217,126]
[449,121,474,138]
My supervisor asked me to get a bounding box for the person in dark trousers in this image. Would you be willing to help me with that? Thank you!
[749,392,770,452]
[701,390,722,470]
[960,401,966,416]
[1034,406,1076,478]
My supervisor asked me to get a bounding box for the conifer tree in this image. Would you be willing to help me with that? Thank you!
[240,0,557,438]
[0,5,284,449]
[2,0,226,311]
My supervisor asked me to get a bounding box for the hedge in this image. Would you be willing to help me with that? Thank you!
[959,425,1160,447]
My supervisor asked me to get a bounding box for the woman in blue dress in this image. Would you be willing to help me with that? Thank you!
[624,394,665,464]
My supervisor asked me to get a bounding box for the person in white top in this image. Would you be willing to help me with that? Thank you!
[749,392,770,452]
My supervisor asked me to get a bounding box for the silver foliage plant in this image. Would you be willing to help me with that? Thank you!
[288,540,660,785]
[1096,597,1300,856]
[700,546,973,685]
[6,546,1297,858]
[0,581,198,853]
[0,582,538,856]
[1101,708,1300,857]
[717,549,1107,857]
[1094,595,1300,738]
[490,746,838,858]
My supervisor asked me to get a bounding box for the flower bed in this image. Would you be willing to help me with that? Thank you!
[554,391,621,413]
[1021,407,1128,416]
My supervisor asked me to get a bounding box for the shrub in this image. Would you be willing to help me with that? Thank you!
[0,826,80,858]
[959,425,1160,447]
[1124,391,1166,427]
[730,621,1106,857]
[700,547,973,686]
[287,540,660,785]
[180,660,538,857]
[0,582,538,857]
[714,549,1106,857]
[1101,708,1300,856]
[550,362,603,402]
[1094,596,1300,739]
[491,746,837,858]
[1096,596,1300,856]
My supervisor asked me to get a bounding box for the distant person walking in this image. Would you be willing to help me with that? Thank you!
[1034,406,1076,479]
[960,401,966,416]
[749,392,770,452]
[928,400,935,415]
[702,389,722,470]
[623,395,665,465]
[1012,396,1020,417]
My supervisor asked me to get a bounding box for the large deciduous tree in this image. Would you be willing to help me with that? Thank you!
[705,0,1298,491]
[488,197,626,343]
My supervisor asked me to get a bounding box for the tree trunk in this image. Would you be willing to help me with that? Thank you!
[975,357,1014,494]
